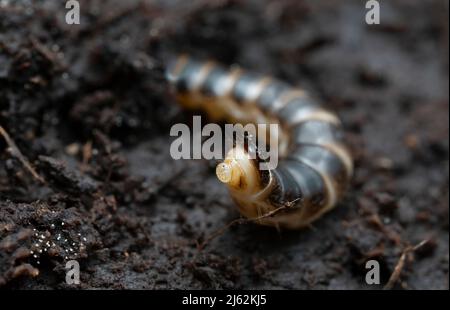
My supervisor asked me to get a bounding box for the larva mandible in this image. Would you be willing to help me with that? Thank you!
[166,55,353,229]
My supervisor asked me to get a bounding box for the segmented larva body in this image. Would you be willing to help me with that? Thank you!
[166,55,353,229]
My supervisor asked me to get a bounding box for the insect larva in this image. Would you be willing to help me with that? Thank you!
[166,55,353,229]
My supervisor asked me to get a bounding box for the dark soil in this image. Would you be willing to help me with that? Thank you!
[0,0,448,289]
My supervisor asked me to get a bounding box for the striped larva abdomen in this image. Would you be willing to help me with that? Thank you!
[166,55,353,229]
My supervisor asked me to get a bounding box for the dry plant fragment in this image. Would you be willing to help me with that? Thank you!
[384,239,429,290]
[198,202,295,251]
[0,125,45,184]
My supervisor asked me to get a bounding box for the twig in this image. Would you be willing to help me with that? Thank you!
[0,125,45,184]
[197,199,299,251]
[81,140,93,171]
[384,239,429,290]
[30,37,65,70]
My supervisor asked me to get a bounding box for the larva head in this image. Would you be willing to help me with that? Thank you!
[216,146,260,193]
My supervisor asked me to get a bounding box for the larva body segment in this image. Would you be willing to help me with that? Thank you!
[166,55,353,229]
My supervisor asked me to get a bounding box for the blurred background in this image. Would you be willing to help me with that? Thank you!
[0,0,448,289]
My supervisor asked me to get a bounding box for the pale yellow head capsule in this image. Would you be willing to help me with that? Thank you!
[216,161,241,187]
[215,147,260,193]
[216,146,275,220]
